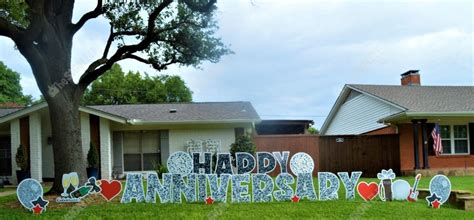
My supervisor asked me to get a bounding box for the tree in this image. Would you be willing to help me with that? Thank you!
[0,0,230,194]
[308,126,319,135]
[0,61,32,106]
[83,64,192,105]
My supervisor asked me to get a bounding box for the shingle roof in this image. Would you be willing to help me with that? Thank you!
[88,102,260,122]
[0,108,22,118]
[348,84,474,112]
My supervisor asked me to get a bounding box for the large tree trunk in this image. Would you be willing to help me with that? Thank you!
[15,26,88,194]
[47,94,87,194]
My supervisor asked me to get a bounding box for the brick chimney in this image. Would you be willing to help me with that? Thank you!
[401,70,420,86]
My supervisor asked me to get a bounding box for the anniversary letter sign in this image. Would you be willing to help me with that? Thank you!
[17,151,452,215]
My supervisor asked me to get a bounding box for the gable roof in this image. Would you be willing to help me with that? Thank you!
[321,84,474,134]
[348,84,474,113]
[88,101,260,124]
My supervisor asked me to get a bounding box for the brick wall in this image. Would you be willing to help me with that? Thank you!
[364,126,397,135]
[398,123,474,172]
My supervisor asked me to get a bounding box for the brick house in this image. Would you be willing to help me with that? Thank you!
[0,102,260,184]
[320,70,474,175]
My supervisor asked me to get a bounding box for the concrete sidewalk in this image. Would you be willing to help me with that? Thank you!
[0,190,16,197]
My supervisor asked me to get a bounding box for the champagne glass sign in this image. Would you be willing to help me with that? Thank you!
[70,173,79,189]
[61,172,79,197]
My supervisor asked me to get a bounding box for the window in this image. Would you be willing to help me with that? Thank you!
[123,131,161,171]
[440,125,470,155]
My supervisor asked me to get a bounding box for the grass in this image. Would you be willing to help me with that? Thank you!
[0,176,473,219]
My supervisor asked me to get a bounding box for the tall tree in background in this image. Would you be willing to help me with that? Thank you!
[0,61,32,106]
[0,0,230,193]
[83,64,192,105]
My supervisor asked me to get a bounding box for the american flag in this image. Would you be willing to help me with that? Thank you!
[431,123,443,156]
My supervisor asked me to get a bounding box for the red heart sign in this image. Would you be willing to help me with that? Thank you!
[99,180,122,201]
[357,181,379,201]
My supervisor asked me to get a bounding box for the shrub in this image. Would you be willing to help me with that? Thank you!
[230,135,256,166]
[87,142,99,168]
[157,164,168,178]
[152,161,168,178]
[15,144,28,171]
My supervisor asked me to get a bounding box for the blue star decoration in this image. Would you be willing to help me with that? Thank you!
[31,196,49,213]
[426,193,441,207]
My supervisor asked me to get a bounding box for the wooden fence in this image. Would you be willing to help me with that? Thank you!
[253,135,319,176]
[319,135,400,177]
[254,134,400,177]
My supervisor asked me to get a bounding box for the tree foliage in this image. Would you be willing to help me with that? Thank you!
[0,0,230,194]
[308,127,319,135]
[83,64,192,105]
[0,61,32,106]
[0,0,230,94]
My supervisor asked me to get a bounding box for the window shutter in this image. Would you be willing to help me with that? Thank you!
[427,123,435,156]
[470,123,474,155]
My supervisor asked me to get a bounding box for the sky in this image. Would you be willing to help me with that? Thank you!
[0,0,472,128]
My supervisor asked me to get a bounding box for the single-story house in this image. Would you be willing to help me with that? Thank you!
[255,120,314,135]
[0,101,260,183]
[320,70,474,174]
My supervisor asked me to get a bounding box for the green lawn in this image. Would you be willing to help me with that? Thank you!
[1,176,473,219]
[0,187,16,193]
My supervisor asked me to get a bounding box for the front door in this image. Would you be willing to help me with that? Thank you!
[0,136,12,177]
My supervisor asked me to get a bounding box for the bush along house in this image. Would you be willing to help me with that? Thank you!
[0,102,260,184]
[321,70,474,175]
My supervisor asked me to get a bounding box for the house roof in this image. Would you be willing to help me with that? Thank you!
[255,120,314,135]
[0,108,22,118]
[348,84,474,113]
[321,84,474,134]
[0,101,260,125]
[88,101,260,124]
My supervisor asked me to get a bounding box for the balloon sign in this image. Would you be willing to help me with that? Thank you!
[16,179,49,214]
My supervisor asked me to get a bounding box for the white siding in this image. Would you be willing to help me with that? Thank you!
[169,128,236,154]
[80,113,90,164]
[325,94,402,135]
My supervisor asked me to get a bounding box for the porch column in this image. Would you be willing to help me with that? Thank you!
[420,119,429,169]
[100,118,112,179]
[10,119,20,184]
[411,119,420,170]
[80,113,91,163]
[29,112,42,182]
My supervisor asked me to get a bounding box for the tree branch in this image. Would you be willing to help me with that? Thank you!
[124,53,181,71]
[71,0,103,33]
[0,17,24,40]
[102,23,114,59]
[78,0,173,88]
